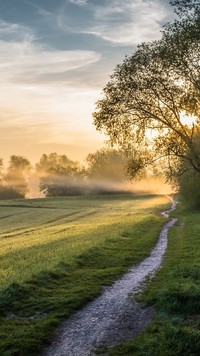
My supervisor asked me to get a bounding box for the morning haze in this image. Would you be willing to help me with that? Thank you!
[0,0,173,163]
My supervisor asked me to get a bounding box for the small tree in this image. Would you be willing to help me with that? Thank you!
[36,153,85,196]
[5,155,31,198]
[86,148,127,182]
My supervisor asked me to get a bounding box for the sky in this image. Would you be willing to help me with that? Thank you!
[0,0,174,164]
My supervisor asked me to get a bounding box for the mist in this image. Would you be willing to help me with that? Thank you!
[25,173,173,199]
[0,151,174,200]
[26,173,46,199]
[129,178,174,195]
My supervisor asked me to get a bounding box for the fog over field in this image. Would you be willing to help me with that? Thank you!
[26,173,173,199]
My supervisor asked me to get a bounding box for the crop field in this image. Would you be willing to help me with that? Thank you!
[0,194,169,355]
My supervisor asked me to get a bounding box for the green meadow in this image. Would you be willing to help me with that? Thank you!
[0,194,169,355]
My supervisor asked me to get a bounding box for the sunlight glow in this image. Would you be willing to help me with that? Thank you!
[180,111,198,127]
[145,128,158,140]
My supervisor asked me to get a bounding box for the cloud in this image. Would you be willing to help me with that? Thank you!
[59,0,170,45]
[0,19,102,143]
[69,0,88,5]
[89,0,168,44]
[0,21,101,84]
[0,20,34,42]
[22,0,52,17]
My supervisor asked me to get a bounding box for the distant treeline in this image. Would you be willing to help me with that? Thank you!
[0,149,129,199]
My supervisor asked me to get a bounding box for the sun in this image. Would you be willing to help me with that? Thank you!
[180,111,198,127]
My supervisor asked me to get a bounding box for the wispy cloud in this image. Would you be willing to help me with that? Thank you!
[0,19,102,143]
[0,20,34,41]
[0,20,101,84]
[22,0,52,17]
[69,0,88,5]
[89,0,168,44]
[59,0,170,45]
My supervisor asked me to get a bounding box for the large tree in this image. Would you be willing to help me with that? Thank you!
[93,0,200,181]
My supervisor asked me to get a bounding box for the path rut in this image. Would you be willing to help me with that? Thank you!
[43,200,177,356]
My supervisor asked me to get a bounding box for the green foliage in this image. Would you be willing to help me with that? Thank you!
[0,194,169,354]
[36,153,81,177]
[178,169,200,208]
[93,0,200,181]
[170,0,200,17]
[36,150,131,197]
[86,148,127,182]
[36,153,85,196]
[175,132,200,207]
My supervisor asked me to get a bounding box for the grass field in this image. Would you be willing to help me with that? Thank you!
[0,194,169,355]
[109,201,200,355]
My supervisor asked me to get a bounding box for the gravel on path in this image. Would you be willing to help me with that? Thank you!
[43,202,177,356]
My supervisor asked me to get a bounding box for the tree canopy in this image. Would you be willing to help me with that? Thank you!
[5,155,31,198]
[93,0,200,181]
[36,153,85,196]
[86,148,127,182]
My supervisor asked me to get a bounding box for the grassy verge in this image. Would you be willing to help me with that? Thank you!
[109,200,200,355]
[0,194,168,355]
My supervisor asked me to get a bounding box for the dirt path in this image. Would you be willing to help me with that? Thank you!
[43,201,177,356]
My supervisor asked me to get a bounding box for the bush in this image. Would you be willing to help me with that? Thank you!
[0,186,24,199]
